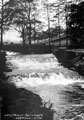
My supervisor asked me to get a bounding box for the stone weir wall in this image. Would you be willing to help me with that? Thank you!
[3,44,52,54]
[53,49,84,76]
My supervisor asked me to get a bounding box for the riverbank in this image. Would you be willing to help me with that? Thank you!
[0,79,53,120]
[53,48,84,76]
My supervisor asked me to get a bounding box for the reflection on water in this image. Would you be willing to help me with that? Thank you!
[3,51,84,120]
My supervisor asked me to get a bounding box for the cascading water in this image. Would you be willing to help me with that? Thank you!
[5,51,84,120]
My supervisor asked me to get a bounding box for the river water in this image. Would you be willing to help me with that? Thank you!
[3,51,84,120]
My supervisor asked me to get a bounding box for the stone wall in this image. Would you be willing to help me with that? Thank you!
[53,49,84,76]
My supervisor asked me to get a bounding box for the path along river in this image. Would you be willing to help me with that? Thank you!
[3,51,84,120]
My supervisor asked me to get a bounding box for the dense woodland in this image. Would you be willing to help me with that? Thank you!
[0,0,84,48]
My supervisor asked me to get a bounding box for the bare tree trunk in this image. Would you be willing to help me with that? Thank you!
[34,18,36,44]
[47,4,51,46]
[29,2,31,46]
[58,4,61,47]
[65,0,69,47]
[22,25,25,46]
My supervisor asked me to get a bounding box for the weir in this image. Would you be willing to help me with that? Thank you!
[0,51,84,120]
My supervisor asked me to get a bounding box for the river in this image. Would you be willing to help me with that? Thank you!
[2,51,84,120]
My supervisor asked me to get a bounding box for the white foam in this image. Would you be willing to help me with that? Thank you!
[6,52,84,88]
[6,51,18,56]
[6,53,60,75]
[9,72,84,88]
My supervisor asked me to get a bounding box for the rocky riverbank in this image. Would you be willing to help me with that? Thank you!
[53,49,84,76]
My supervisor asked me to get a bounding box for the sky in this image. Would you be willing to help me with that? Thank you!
[3,29,21,44]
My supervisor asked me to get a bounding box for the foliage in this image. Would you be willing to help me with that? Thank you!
[67,1,84,46]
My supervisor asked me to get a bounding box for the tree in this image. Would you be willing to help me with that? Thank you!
[67,1,84,46]
[0,0,4,46]
[49,0,66,46]
[41,0,51,46]
[5,0,34,46]
[5,0,42,46]
[27,0,42,44]
[0,0,10,46]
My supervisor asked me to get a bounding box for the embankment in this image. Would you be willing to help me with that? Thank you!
[53,49,84,76]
